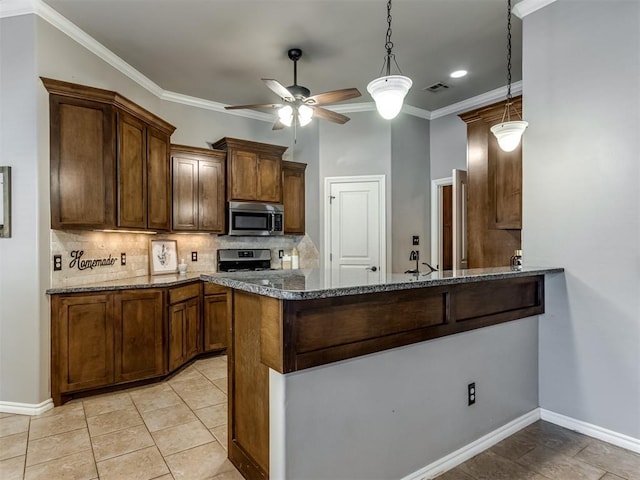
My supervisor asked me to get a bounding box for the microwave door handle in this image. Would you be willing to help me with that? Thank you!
[268,213,274,232]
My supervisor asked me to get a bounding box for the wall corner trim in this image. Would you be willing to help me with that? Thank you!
[513,0,558,19]
[0,398,54,416]
[541,409,640,454]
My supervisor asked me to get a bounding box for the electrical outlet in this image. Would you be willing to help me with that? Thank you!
[468,382,476,406]
[121,253,126,266]
[191,251,198,262]
[412,235,419,246]
[53,255,62,271]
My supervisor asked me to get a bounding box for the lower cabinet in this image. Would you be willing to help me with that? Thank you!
[113,290,165,383]
[168,283,202,371]
[203,283,229,352]
[51,289,165,404]
[51,280,226,405]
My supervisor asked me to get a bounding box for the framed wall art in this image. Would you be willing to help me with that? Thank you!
[149,239,178,275]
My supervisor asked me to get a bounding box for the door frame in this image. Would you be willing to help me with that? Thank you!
[323,175,387,274]
[430,176,453,271]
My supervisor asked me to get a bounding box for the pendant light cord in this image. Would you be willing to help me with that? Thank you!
[379,0,404,76]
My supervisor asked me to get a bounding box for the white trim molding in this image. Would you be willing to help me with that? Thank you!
[513,0,558,18]
[430,81,523,120]
[0,398,54,416]
[541,409,640,454]
[402,409,541,480]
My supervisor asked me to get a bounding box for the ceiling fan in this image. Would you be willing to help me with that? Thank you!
[225,48,361,130]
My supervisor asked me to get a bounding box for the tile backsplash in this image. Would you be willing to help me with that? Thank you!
[50,230,319,288]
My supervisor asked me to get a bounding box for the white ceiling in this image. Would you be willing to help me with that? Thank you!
[41,0,523,113]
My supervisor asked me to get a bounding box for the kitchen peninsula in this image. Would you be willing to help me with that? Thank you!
[202,266,563,480]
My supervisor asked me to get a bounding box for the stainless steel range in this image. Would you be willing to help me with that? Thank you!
[217,249,272,272]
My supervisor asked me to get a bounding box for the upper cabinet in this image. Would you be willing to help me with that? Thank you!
[42,78,176,231]
[459,97,522,268]
[213,137,287,203]
[171,145,226,233]
[282,161,307,235]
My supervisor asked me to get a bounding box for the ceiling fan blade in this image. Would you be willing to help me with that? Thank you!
[272,119,286,131]
[306,88,361,106]
[224,103,282,111]
[311,106,351,125]
[262,79,295,102]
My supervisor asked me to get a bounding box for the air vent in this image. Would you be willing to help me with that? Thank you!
[423,82,450,93]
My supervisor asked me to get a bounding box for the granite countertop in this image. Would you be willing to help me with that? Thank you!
[47,266,564,297]
[46,272,203,294]
[201,266,564,300]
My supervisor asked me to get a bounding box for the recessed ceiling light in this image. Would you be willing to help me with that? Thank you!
[450,70,468,79]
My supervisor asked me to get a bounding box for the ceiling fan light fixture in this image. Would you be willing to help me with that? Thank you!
[367,75,412,120]
[278,105,293,127]
[369,0,412,120]
[490,120,528,152]
[298,104,314,126]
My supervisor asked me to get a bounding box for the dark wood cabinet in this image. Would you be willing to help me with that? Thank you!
[282,161,307,234]
[203,283,229,352]
[459,97,522,268]
[42,78,175,231]
[51,294,115,404]
[52,290,164,404]
[168,283,202,371]
[113,290,165,383]
[171,145,226,233]
[213,137,287,203]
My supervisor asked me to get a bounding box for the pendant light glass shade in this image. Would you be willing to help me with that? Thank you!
[367,75,412,120]
[369,0,411,120]
[493,0,527,152]
[490,120,528,152]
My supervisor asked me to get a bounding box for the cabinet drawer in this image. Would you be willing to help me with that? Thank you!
[204,283,228,296]
[169,283,201,304]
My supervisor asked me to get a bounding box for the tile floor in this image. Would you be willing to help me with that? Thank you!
[1,354,639,480]
[0,355,242,480]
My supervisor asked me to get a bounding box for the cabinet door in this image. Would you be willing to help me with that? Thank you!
[169,303,186,371]
[488,134,522,229]
[257,153,282,203]
[147,127,171,231]
[203,293,228,352]
[113,290,165,383]
[184,297,202,361]
[49,96,115,229]
[199,158,225,232]
[52,294,114,395]
[229,150,258,201]
[282,162,306,234]
[117,111,147,228]
[172,156,198,231]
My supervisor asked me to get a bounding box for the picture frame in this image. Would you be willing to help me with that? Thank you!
[149,239,178,275]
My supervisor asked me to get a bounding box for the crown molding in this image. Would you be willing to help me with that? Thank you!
[3,0,520,125]
[429,81,523,120]
[161,90,273,122]
[513,0,558,18]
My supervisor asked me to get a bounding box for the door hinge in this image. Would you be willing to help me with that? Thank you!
[329,253,333,261]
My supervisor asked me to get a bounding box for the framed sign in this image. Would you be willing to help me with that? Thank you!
[149,239,178,275]
[0,166,11,238]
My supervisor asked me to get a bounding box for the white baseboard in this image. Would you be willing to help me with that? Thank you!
[0,398,54,416]
[541,408,640,454]
[401,409,542,480]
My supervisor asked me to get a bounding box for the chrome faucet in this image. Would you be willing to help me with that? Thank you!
[405,250,420,274]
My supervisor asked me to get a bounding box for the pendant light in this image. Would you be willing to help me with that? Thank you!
[367,0,412,120]
[491,0,528,152]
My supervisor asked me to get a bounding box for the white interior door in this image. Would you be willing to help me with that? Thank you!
[452,169,468,270]
[325,176,385,286]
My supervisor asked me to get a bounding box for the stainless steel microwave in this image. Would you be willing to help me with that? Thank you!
[228,201,284,236]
